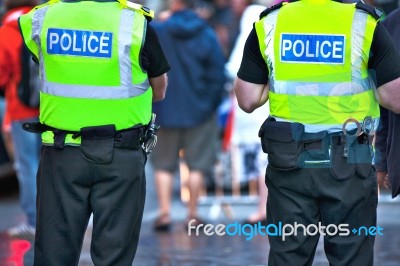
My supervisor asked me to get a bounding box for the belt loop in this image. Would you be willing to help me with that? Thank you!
[53,130,67,150]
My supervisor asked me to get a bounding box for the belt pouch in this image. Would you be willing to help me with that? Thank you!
[330,134,356,181]
[259,119,304,171]
[80,125,116,164]
[348,134,374,179]
[114,128,142,149]
[302,131,329,161]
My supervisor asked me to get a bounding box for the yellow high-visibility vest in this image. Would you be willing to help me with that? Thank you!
[19,0,154,144]
[255,0,380,133]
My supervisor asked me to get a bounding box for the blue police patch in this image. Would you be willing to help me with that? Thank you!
[280,34,345,64]
[47,28,113,58]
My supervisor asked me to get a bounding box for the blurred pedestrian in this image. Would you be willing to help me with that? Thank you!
[225,0,272,225]
[0,0,40,239]
[207,0,252,59]
[375,7,400,198]
[151,0,225,231]
[19,0,169,265]
[234,0,400,265]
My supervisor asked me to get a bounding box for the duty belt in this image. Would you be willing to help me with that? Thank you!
[22,122,145,150]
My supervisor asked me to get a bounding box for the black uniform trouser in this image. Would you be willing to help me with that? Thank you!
[34,145,147,266]
[266,164,377,266]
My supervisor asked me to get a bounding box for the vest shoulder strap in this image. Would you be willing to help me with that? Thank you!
[117,0,154,21]
[32,0,60,11]
[355,1,383,20]
[259,1,286,19]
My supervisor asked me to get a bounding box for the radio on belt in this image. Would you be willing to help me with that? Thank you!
[280,33,345,64]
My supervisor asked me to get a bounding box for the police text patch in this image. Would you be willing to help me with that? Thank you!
[280,34,345,64]
[47,28,112,58]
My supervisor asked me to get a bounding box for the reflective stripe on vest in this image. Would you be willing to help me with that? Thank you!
[41,80,150,99]
[255,1,380,133]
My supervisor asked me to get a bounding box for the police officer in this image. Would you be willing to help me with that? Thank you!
[19,0,169,265]
[234,0,400,265]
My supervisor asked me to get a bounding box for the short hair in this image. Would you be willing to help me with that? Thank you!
[180,0,196,9]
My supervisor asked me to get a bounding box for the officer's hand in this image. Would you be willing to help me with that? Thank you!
[377,171,391,190]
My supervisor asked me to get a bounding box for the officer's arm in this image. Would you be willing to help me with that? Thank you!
[234,77,269,113]
[376,78,400,114]
[369,22,400,114]
[234,27,269,113]
[150,73,168,102]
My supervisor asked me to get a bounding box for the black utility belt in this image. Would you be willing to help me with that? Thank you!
[24,122,146,164]
[23,122,144,150]
[258,118,374,179]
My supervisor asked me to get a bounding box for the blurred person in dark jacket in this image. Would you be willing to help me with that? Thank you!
[0,0,40,238]
[151,0,225,231]
[375,8,400,198]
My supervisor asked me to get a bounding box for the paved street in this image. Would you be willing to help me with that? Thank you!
[1,166,400,266]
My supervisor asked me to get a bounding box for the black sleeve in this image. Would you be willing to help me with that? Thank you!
[237,28,269,84]
[375,105,388,172]
[141,25,171,78]
[368,22,400,87]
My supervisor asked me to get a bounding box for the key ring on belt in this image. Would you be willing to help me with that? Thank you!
[361,116,375,136]
[341,117,374,158]
[342,118,362,136]
[341,118,361,158]
[342,116,375,136]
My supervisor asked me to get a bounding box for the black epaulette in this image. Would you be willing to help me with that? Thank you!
[259,1,285,19]
[355,1,383,20]
[117,0,154,21]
